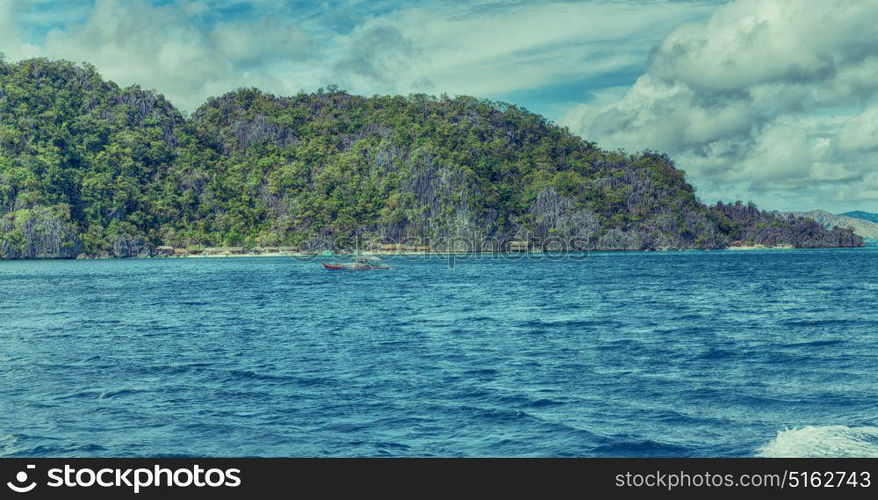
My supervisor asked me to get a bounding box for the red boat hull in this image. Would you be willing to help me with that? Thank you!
[322,262,390,271]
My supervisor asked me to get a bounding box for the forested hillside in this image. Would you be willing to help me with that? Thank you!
[0,58,863,258]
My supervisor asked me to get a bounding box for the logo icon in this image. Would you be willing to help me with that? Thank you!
[7,464,37,493]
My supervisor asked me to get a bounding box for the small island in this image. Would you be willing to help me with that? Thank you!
[0,59,862,259]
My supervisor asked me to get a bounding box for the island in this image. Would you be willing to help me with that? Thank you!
[0,59,863,259]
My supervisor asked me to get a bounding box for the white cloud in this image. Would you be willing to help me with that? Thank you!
[577,0,878,211]
[838,107,878,153]
[0,0,38,59]
[1,0,716,112]
[327,0,716,97]
[30,0,316,110]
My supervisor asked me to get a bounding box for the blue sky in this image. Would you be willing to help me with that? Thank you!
[2,0,721,115]
[2,0,877,212]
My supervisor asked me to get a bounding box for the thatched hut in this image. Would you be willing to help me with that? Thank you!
[507,240,530,252]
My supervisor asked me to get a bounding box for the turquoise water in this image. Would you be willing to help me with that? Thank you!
[1,249,877,457]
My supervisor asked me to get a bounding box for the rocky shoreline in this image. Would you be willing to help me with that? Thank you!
[46,243,865,261]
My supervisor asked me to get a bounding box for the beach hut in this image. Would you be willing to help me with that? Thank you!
[379,243,406,252]
[507,240,529,252]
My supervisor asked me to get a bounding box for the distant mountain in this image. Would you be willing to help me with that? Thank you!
[0,58,864,258]
[841,211,878,224]
[793,210,878,241]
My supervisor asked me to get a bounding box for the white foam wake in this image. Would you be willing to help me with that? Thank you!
[757,425,878,458]
[0,434,23,456]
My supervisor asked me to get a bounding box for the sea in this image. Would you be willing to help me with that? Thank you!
[1,249,877,457]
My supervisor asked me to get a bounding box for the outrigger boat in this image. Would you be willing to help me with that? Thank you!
[322,257,390,271]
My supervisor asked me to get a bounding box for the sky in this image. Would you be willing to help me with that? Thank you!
[1,0,877,213]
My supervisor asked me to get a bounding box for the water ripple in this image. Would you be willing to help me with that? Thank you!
[1,249,876,456]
